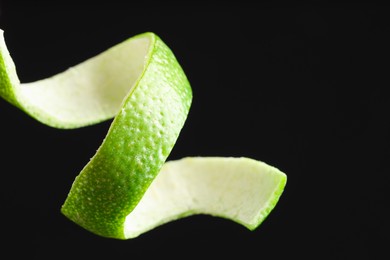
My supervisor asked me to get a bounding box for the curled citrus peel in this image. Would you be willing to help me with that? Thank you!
[0,29,286,239]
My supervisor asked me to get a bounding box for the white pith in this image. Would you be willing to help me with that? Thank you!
[1,29,150,127]
[124,157,286,238]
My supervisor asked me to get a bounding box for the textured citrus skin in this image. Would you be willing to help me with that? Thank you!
[60,34,192,239]
[1,29,287,240]
[1,30,192,238]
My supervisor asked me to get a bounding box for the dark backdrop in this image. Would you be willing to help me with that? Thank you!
[0,2,388,259]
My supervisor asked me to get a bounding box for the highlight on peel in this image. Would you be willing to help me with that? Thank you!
[0,29,287,239]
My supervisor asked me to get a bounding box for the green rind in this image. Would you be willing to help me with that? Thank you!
[1,28,287,240]
[1,29,192,238]
[60,34,192,239]
[0,29,20,107]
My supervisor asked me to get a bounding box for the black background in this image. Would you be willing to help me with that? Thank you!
[0,2,389,259]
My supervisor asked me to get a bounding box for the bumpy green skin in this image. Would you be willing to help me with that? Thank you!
[0,30,19,107]
[1,29,286,240]
[60,34,192,239]
[1,30,192,238]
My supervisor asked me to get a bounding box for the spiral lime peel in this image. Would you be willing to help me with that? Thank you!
[0,29,286,239]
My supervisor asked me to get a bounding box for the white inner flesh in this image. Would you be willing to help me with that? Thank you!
[124,157,285,238]
[16,37,150,126]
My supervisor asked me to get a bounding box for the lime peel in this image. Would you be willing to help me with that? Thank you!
[0,29,287,239]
